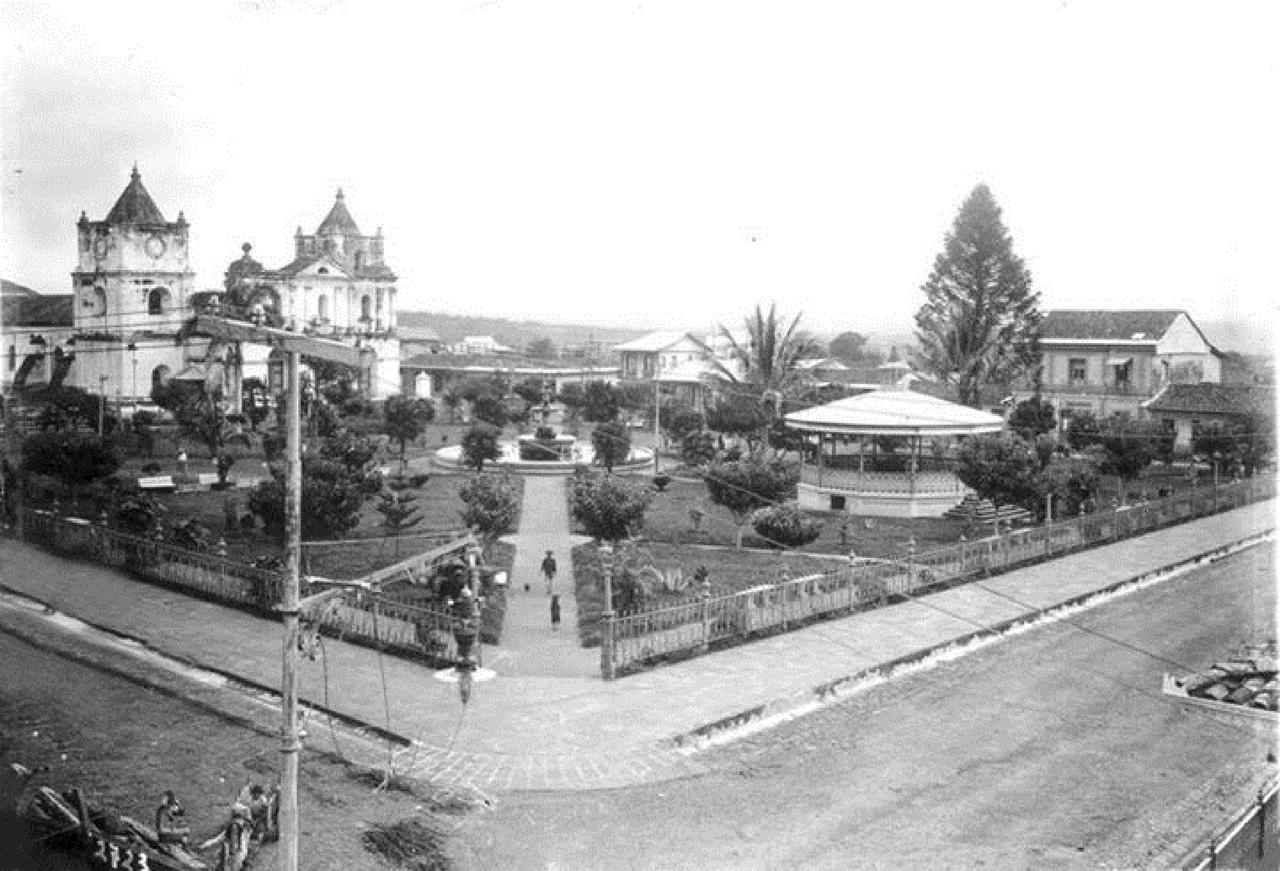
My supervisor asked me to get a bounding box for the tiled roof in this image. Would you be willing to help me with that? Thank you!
[355,263,396,281]
[316,188,361,235]
[1,278,39,297]
[614,330,697,352]
[398,326,442,343]
[1040,310,1183,342]
[401,352,617,374]
[1143,383,1274,416]
[104,167,167,224]
[1,294,73,326]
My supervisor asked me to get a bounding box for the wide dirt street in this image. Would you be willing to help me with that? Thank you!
[0,624,453,871]
[451,542,1277,871]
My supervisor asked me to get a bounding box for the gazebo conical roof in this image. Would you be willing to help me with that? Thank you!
[784,389,1004,437]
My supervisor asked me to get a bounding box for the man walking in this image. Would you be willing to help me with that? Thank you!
[541,550,557,594]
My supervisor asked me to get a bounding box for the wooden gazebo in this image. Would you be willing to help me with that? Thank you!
[784,389,1004,518]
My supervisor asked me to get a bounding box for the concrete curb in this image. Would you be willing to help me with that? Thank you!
[669,529,1275,753]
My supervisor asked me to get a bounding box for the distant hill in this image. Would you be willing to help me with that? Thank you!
[1197,318,1276,357]
[398,311,648,353]
[1,278,40,297]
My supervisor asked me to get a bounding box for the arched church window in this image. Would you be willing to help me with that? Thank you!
[148,287,169,315]
[361,295,372,321]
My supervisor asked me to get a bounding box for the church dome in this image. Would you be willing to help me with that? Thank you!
[226,242,263,281]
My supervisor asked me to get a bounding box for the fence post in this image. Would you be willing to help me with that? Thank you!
[599,543,616,681]
[700,578,711,652]
[906,539,916,590]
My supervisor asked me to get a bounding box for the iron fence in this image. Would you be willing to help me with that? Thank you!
[604,474,1275,676]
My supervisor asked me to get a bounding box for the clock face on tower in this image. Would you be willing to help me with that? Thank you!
[145,234,167,259]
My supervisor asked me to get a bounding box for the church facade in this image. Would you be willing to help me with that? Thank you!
[224,189,401,398]
[3,169,402,404]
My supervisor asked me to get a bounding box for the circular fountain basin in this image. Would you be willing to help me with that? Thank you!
[432,439,654,474]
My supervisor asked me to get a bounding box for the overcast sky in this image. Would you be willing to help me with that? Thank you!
[2,0,1277,338]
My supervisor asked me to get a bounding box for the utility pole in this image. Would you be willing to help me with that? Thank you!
[652,378,661,473]
[279,349,302,871]
[184,315,369,871]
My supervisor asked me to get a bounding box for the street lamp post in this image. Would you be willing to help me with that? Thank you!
[128,342,139,413]
[98,374,109,435]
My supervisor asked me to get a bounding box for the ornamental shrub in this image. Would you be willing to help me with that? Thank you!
[750,502,822,548]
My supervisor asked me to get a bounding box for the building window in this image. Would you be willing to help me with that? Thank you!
[1068,358,1086,384]
[360,295,372,320]
[354,251,364,271]
[1114,361,1131,389]
[7,345,14,371]
[829,494,846,511]
[147,287,168,315]
[317,295,329,321]
[1161,419,1175,432]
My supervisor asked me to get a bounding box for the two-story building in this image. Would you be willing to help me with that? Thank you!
[1017,309,1222,425]
[613,330,739,409]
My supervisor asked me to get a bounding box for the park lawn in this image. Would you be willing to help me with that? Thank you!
[139,470,522,580]
[570,539,843,647]
[639,477,972,558]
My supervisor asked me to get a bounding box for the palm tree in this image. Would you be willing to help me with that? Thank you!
[700,303,817,395]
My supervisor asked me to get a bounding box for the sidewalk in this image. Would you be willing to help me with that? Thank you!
[0,498,1273,792]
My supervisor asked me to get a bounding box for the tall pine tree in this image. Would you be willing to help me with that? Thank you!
[914,184,1041,407]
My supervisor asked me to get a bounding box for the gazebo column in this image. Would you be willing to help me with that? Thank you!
[816,433,824,487]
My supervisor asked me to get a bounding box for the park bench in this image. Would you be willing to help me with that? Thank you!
[136,475,176,492]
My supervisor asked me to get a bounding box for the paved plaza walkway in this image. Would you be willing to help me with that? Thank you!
[0,487,1273,792]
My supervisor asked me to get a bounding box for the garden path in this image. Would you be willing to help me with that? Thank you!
[493,474,595,678]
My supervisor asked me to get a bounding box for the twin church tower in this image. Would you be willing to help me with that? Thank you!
[67,167,401,401]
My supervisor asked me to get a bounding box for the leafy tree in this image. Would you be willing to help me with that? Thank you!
[616,382,653,416]
[471,393,509,428]
[526,337,556,358]
[1041,455,1101,518]
[558,382,585,424]
[913,184,1041,406]
[660,405,703,447]
[1093,418,1172,486]
[382,396,436,468]
[1008,396,1057,440]
[582,380,620,423]
[440,387,463,423]
[375,489,424,557]
[1193,412,1274,477]
[114,490,166,536]
[706,394,771,448]
[458,473,518,539]
[591,419,632,472]
[21,431,121,494]
[248,431,379,541]
[681,429,718,466]
[955,433,1046,514]
[828,331,872,363]
[751,501,823,548]
[701,303,817,395]
[1064,411,1101,451]
[512,377,548,407]
[570,472,653,542]
[242,378,271,432]
[461,424,502,471]
[457,375,506,403]
[704,453,799,546]
[152,381,233,459]
[28,385,113,434]
[306,358,361,406]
